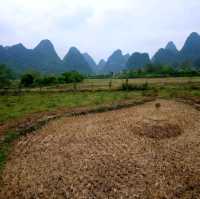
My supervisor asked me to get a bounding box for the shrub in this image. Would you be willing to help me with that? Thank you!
[0,64,13,89]
[61,71,84,83]
[121,82,149,91]
[20,73,34,87]
[35,76,57,87]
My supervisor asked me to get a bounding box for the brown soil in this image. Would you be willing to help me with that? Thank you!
[1,100,200,199]
[134,122,183,139]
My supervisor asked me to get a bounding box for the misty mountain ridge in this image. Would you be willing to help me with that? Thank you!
[165,41,178,53]
[152,32,200,67]
[63,47,93,74]
[126,52,151,69]
[101,50,129,74]
[83,53,96,73]
[1,32,200,74]
[180,32,200,61]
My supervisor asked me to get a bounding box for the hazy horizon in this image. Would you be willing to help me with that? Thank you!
[1,0,200,62]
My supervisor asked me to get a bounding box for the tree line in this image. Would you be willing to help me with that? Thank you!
[0,64,84,89]
[120,63,200,78]
[1,63,200,89]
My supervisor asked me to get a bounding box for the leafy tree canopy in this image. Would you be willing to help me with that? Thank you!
[20,73,34,87]
[61,71,84,83]
[0,64,13,88]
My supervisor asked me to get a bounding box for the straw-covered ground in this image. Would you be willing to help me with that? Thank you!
[1,100,200,199]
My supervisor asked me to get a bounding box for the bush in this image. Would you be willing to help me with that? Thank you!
[0,64,13,89]
[121,82,149,91]
[20,73,34,87]
[35,76,57,87]
[61,71,84,83]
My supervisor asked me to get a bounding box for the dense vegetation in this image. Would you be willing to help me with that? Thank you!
[120,63,200,78]
[0,64,14,88]
[1,63,200,91]
[0,64,85,89]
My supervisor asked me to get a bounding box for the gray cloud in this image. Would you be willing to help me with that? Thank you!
[0,0,200,62]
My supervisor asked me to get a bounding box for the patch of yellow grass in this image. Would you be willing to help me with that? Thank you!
[1,100,200,198]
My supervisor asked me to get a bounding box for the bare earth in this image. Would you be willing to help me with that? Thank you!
[1,100,200,199]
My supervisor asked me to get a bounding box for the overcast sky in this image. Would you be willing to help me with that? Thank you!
[0,0,200,62]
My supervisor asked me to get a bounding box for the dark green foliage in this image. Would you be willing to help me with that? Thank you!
[0,64,13,88]
[88,74,113,79]
[3,131,20,144]
[144,64,176,75]
[61,71,84,83]
[20,73,34,87]
[0,144,9,171]
[19,71,84,88]
[36,76,57,86]
[120,64,200,78]
[121,82,149,91]
[194,58,200,69]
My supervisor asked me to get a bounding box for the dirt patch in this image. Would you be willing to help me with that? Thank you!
[1,99,200,199]
[134,121,183,139]
[177,97,200,111]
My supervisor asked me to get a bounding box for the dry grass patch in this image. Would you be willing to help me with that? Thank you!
[1,99,200,199]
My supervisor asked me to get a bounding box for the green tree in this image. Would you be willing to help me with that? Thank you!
[20,73,34,87]
[160,65,176,76]
[61,71,84,83]
[194,58,200,70]
[0,64,13,89]
[179,61,193,72]
[40,76,57,86]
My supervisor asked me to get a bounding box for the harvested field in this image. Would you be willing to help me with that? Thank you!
[1,100,200,199]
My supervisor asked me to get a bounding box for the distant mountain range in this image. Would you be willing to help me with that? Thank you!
[126,53,150,70]
[0,32,200,75]
[151,32,200,68]
[101,50,130,74]
[0,40,93,74]
[63,47,93,74]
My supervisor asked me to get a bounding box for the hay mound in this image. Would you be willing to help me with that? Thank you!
[136,122,183,139]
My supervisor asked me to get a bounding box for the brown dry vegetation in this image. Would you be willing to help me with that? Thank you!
[1,100,200,199]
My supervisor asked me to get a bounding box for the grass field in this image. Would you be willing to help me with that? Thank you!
[4,77,200,92]
[48,77,200,91]
[0,89,199,126]
[1,77,200,124]
[0,91,144,124]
